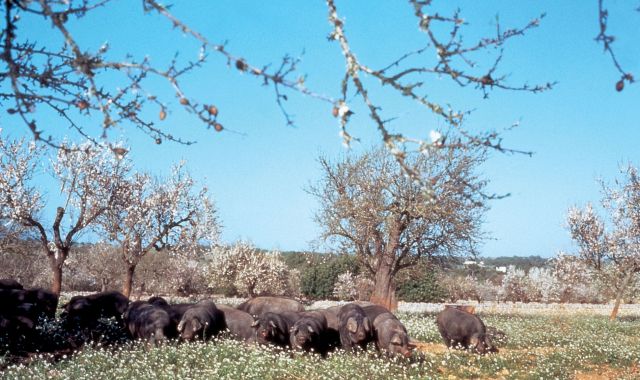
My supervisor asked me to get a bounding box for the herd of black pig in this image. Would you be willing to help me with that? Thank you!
[0,279,500,359]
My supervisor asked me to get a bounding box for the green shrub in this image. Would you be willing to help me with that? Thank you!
[397,267,447,303]
[300,254,358,300]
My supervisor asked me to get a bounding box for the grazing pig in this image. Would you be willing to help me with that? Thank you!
[362,305,415,358]
[289,311,337,356]
[148,296,194,329]
[23,288,58,319]
[436,307,497,354]
[61,291,129,327]
[0,279,23,290]
[237,296,304,317]
[318,305,340,331]
[337,303,374,351]
[124,301,173,345]
[251,311,299,348]
[0,288,58,321]
[0,288,56,353]
[177,300,225,341]
[217,304,256,343]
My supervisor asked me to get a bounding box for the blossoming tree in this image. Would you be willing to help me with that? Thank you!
[567,164,640,320]
[0,135,130,295]
[208,241,291,298]
[98,164,220,297]
[309,146,488,310]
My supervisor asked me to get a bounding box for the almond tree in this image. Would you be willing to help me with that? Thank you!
[208,241,291,298]
[309,146,488,310]
[567,165,640,320]
[551,253,601,303]
[98,163,220,297]
[0,134,130,295]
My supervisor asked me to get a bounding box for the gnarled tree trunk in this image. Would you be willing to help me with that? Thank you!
[50,260,64,296]
[610,270,636,321]
[370,257,398,311]
[122,263,137,298]
[48,247,68,296]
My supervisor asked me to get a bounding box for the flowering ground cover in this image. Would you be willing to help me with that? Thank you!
[2,312,639,379]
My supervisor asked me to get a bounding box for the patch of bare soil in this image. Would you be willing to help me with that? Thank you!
[413,340,558,357]
[574,364,639,380]
[413,341,449,354]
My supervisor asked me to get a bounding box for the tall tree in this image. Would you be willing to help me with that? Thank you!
[567,164,640,320]
[98,164,219,297]
[0,135,130,295]
[309,146,488,310]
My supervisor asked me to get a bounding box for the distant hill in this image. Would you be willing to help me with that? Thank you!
[480,256,550,271]
[279,250,550,272]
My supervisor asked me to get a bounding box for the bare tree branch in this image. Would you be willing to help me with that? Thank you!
[595,0,635,91]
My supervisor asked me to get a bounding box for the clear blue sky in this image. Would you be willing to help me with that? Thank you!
[13,1,640,257]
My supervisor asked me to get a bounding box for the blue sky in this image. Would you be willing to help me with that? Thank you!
[10,1,640,257]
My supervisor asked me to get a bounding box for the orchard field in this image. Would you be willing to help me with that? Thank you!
[3,305,640,380]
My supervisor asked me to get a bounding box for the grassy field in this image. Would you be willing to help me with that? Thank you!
[2,312,640,379]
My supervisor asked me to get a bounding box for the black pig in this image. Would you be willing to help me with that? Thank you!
[251,311,299,348]
[123,301,173,345]
[362,305,415,357]
[148,296,194,329]
[0,279,23,290]
[217,304,256,343]
[61,291,129,327]
[177,300,225,341]
[289,311,337,356]
[237,296,304,317]
[436,307,497,354]
[337,303,374,351]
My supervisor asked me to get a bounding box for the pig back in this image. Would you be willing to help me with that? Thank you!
[237,296,304,316]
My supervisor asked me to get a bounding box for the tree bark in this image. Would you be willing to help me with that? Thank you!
[122,263,137,298]
[610,270,636,321]
[370,259,398,311]
[50,261,63,296]
[48,247,68,296]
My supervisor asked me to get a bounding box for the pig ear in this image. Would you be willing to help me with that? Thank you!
[307,325,314,334]
[469,335,480,347]
[251,320,260,328]
[177,320,185,332]
[193,320,202,332]
[269,320,277,329]
[363,317,371,332]
[390,334,402,345]
[346,318,357,333]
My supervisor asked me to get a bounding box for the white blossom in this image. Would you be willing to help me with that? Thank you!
[429,130,442,144]
[333,271,357,301]
[207,241,291,297]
